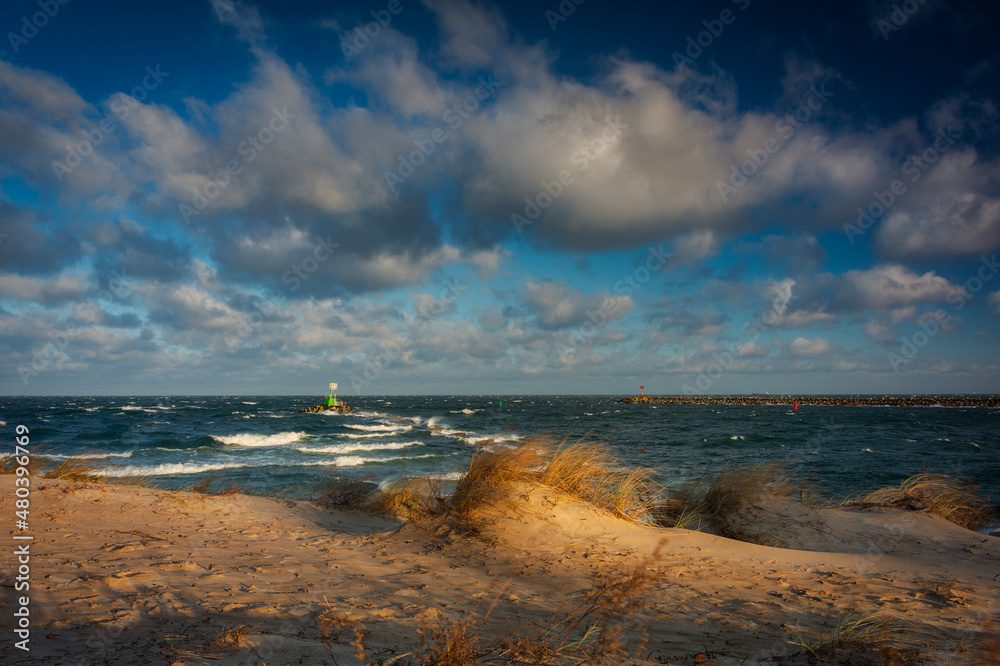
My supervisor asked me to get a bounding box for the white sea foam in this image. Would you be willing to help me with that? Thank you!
[449,408,480,414]
[344,432,397,439]
[345,424,412,433]
[460,432,522,445]
[0,420,6,426]
[730,435,745,440]
[101,462,247,476]
[296,441,423,455]
[213,431,309,447]
[50,451,134,460]
[242,401,258,405]
[331,453,440,467]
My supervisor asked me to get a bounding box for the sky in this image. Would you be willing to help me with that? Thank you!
[1,0,999,396]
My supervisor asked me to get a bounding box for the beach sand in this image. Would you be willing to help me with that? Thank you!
[2,476,998,664]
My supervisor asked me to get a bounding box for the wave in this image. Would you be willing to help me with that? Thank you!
[295,441,423,455]
[460,432,522,445]
[213,431,309,447]
[100,462,247,476]
[345,424,412,433]
[330,453,442,467]
[344,432,399,439]
[242,401,258,405]
[46,452,134,460]
[449,408,481,414]
[119,405,172,413]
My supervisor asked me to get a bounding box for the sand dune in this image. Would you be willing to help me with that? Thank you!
[1,476,998,664]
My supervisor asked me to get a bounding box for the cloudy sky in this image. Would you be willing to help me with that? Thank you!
[1,0,999,395]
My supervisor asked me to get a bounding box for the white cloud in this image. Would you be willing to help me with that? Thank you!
[838,265,957,309]
[522,280,633,330]
[876,150,1000,260]
[737,341,769,356]
[0,272,90,305]
[789,337,835,355]
[990,290,1000,314]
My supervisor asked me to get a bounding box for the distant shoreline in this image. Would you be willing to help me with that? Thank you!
[619,395,1000,408]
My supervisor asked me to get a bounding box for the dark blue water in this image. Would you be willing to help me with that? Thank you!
[2,396,997,518]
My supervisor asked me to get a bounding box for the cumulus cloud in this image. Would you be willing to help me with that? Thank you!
[522,279,633,330]
[835,265,957,309]
[789,336,835,355]
[0,272,90,305]
[990,290,1000,314]
[737,341,769,356]
[877,150,1000,260]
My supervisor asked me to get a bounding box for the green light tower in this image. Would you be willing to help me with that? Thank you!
[323,382,338,408]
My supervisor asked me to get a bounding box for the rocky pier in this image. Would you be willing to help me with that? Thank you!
[618,395,1000,408]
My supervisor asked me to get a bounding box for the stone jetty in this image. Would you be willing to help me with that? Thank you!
[619,395,1000,408]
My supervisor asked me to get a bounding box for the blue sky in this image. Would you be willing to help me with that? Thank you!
[1,0,999,395]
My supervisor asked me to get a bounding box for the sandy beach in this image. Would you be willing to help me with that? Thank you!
[2,471,999,665]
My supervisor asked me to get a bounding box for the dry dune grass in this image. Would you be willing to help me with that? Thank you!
[653,462,798,543]
[845,472,995,531]
[0,451,148,486]
[364,437,662,532]
[319,441,996,549]
[790,608,928,665]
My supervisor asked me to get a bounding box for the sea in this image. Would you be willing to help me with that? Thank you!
[2,395,998,525]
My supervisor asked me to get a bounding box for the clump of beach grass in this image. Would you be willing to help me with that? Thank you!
[790,607,926,664]
[653,462,798,543]
[190,473,249,496]
[1,450,149,487]
[42,458,105,483]
[442,436,660,531]
[320,437,662,533]
[313,476,380,511]
[844,472,994,531]
[0,454,46,476]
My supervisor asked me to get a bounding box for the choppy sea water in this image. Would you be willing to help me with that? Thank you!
[2,395,997,521]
